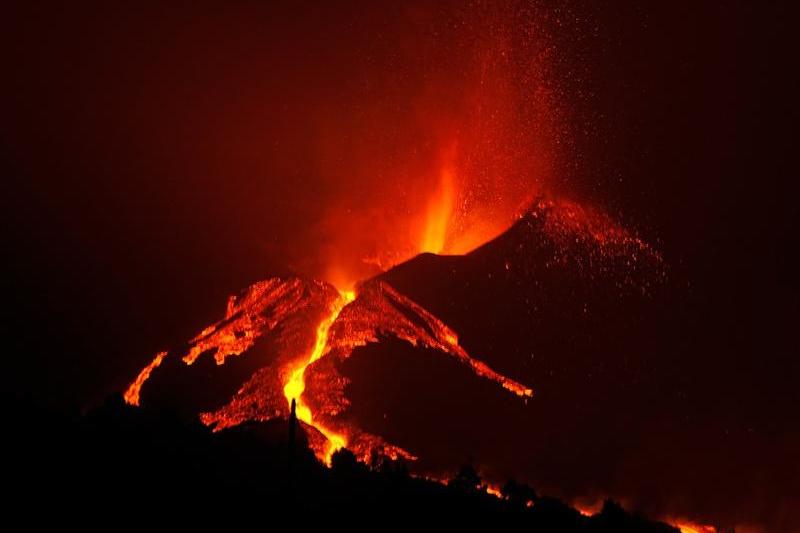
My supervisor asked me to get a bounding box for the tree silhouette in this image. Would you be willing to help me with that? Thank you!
[369,449,409,478]
[330,448,362,475]
[449,463,482,493]
[288,398,297,473]
[502,478,537,507]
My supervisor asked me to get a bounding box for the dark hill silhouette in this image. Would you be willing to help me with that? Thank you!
[5,392,680,531]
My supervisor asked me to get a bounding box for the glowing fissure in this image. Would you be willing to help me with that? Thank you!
[282,289,355,464]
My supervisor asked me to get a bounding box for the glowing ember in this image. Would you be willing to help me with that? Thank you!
[485,484,503,498]
[123,351,166,406]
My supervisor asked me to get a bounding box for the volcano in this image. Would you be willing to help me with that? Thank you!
[125,197,663,473]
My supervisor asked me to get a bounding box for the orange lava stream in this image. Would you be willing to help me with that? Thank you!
[283,289,356,464]
[123,351,167,406]
[671,521,717,533]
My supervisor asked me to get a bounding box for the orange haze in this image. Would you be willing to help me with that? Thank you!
[305,4,559,289]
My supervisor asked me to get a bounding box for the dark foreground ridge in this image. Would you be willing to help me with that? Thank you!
[8,392,680,530]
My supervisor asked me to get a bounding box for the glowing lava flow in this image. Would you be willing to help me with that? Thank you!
[123,351,166,406]
[282,289,355,464]
[671,521,717,533]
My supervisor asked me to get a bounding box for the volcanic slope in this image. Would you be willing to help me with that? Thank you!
[127,198,664,475]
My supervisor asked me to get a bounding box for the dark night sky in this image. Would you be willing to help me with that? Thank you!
[1,0,797,526]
